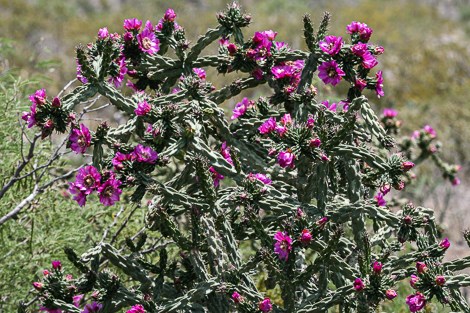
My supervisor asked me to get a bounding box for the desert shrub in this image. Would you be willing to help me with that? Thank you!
[20,3,469,313]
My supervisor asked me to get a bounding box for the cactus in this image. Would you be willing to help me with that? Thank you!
[24,3,468,313]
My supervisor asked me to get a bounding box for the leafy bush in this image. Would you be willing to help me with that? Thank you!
[20,3,469,313]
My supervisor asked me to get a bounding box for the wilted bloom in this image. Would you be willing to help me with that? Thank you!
[137,21,160,54]
[135,100,151,116]
[82,302,103,313]
[383,108,398,118]
[231,97,253,120]
[318,60,345,86]
[52,97,61,108]
[375,192,386,206]
[258,117,277,134]
[69,124,91,154]
[452,177,461,186]
[277,150,295,169]
[164,8,177,22]
[109,55,127,88]
[355,78,367,91]
[300,229,312,245]
[52,260,62,270]
[319,36,343,55]
[126,304,145,313]
[209,166,224,187]
[123,18,142,31]
[435,275,446,286]
[112,151,133,170]
[306,115,315,128]
[193,68,206,80]
[402,161,415,172]
[73,294,84,307]
[410,274,419,288]
[98,177,122,206]
[416,262,427,274]
[353,278,365,291]
[375,70,384,98]
[385,289,398,300]
[372,261,383,274]
[322,100,338,112]
[98,27,109,39]
[273,231,292,261]
[280,113,292,126]
[33,282,43,291]
[439,238,450,250]
[258,298,272,312]
[231,291,243,303]
[68,183,87,207]
[133,144,158,164]
[252,68,264,80]
[405,292,426,312]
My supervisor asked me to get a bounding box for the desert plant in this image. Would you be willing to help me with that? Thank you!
[22,3,469,313]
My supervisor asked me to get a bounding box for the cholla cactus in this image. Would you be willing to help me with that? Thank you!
[22,3,469,313]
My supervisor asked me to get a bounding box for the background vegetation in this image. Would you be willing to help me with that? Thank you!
[1,0,469,311]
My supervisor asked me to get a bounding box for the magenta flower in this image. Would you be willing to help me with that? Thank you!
[383,108,397,118]
[280,113,292,125]
[439,238,450,250]
[98,27,109,39]
[435,275,446,286]
[123,18,142,31]
[361,52,378,69]
[319,35,343,55]
[410,274,419,288]
[112,151,133,170]
[69,124,91,154]
[423,125,437,138]
[52,260,62,270]
[318,60,345,86]
[321,100,337,112]
[126,304,145,313]
[346,21,373,42]
[258,117,277,134]
[133,144,158,164]
[355,78,367,91]
[193,68,206,80]
[275,125,287,137]
[452,177,461,186]
[134,100,151,116]
[137,21,160,54]
[231,291,243,303]
[385,289,398,300]
[82,302,103,313]
[375,70,384,98]
[69,182,87,207]
[74,166,101,194]
[271,65,293,80]
[254,173,272,185]
[277,150,295,169]
[258,298,273,312]
[164,8,177,22]
[73,294,84,307]
[252,68,264,80]
[231,97,253,120]
[372,261,383,274]
[29,88,47,106]
[109,55,127,88]
[375,192,386,206]
[220,142,233,165]
[353,278,365,291]
[76,60,88,84]
[209,166,224,187]
[300,229,312,245]
[21,103,37,128]
[273,231,292,261]
[98,177,122,206]
[406,292,426,312]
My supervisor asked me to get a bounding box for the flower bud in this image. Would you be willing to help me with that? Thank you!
[52,97,61,108]
[231,291,243,303]
[51,260,62,270]
[439,238,450,250]
[435,275,446,286]
[372,261,383,274]
[309,138,321,148]
[401,161,415,172]
[385,289,397,300]
[32,282,43,291]
[353,278,365,291]
[300,229,313,245]
[416,261,427,274]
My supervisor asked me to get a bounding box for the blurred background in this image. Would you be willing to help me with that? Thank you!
[1,0,470,311]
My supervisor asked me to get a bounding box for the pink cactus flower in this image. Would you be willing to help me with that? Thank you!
[405,292,426,312]
[69,124,91,154]
[273,231,292,261]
